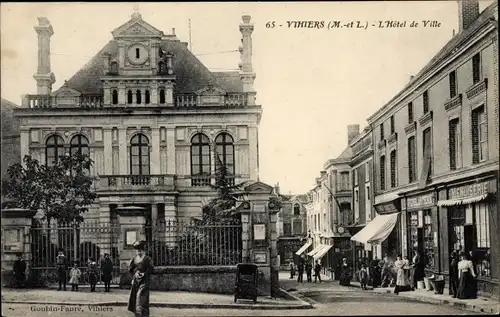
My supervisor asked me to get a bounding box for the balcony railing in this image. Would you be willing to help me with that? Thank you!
[175,93,249,107]
[24,95,103,108]
[191,175,237,187]
[99,175,176,191]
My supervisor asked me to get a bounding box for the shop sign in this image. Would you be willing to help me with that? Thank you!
[448,181,489,200]
[406,193,435,210]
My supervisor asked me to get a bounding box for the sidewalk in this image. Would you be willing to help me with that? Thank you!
[349,281,500,315]
[1,288,312,310]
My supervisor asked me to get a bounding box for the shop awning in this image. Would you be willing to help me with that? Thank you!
[437,193,489,207]
[350,212,399,245]
[313,244,333,261]
[295,241,312,256]
[307,244,324,257]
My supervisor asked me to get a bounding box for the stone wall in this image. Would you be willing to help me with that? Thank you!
[118,265,275,295]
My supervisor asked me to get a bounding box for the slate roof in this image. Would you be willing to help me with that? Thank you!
[368,2,498,122]
[64,26,244,95]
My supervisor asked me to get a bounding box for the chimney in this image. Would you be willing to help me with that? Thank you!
[347,124,360,145]
[274,182,280,195]
[33,17,56,95]
[458,0,480,31]
[239,15,257,105]
[409,75,415,81]
[320,171,326,178]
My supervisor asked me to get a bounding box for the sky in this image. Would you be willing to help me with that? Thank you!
[0,1,494,195]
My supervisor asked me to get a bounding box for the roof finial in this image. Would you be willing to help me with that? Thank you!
[132,3,142,20]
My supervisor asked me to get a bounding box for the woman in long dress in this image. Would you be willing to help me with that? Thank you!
[393,254,411,294]
[457,252,477,299]
[128,241,154,317]
[339,258,352,286]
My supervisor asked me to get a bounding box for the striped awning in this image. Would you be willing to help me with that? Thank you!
[295,241,312,256]
[351,212,400,245]
[437,193,489,207]
[307,244,325,257]
[313,244,333,261]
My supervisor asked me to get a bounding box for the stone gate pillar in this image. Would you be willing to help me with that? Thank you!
[1,208,37,285]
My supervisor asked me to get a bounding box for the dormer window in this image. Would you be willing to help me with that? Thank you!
[112,90,118,105]
[136,90,142,104]
[127,90,133,104]
[136,48,140,59]
[110,62,118,75]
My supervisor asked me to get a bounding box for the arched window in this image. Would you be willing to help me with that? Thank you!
[110,62,118,75]
[145,90,150,104]
[46,134,65,166]
[70,135,90,174]
[70,135,89,157]
[136,90,142,104]
[127,90,133,104]
[294,204,301,216]
[111,90,118,105]
[159,89,166,104]
[191,133,211,179]
[130,134,150,176]
[215,133,235,176]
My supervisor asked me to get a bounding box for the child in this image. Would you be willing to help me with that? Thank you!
[56,249,68,291]
[69,261,81,291]
[359,263,369,290]
[87,257,98,292]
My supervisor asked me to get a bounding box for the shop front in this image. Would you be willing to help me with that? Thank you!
[278,237,305,267]
[437,177,498,298]
[402,190,438,275]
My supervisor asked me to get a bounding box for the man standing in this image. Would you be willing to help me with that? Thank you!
[56,249,68,291]
[380,254,391,288]
[305,259,313,283]
[101,253,114,292]
[314,260,322,283]
[289,261,295,279]
[87,257,98,292]
[13,253,27,288]
[297,260,304,283]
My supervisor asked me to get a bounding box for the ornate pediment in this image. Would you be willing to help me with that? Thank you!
[52,84,81,97]
[196,86,226,96]
[244,181,274,193]
[112,15,164,39]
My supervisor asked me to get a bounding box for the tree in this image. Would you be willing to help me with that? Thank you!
[1,153,97,224]
[201,153,249,223]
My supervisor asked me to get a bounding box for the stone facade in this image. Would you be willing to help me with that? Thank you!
[14,12,262,226]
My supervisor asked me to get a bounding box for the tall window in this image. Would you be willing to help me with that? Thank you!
[215,133,235,176]
[449,70,457,98]
[472,106,487,164]
[449,118,459,170]
[293,220,302,235]
[283,223,292,236]
[339,172,350,190]
[354,169,358,186]
[159,89,166,104]
[423,90,429,114]
[46,135,65,166]
[136,48,140,59]
[408,102,414,123]
[70,135,90,174]
[294,204,300,216]
[390,116,395,134]
[129,134,150,176]
[145,90,150,104]
[191,133,211,176]
[136,90,142,104]
[390,150,397,188]
[365,162,370,182]
[472,53,481,84]
[366,185,370,200]
[408,136,416,183]
[380,123,384,140]
[423,128,432,175]
[474,203,491,277]
[379,155,386,191]
[112,90,118,105]
[127,90,133,104]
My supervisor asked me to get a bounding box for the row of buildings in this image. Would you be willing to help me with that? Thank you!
[277,0,499,299]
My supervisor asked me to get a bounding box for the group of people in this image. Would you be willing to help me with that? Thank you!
[289,258,323,283]
[55,249,114,292]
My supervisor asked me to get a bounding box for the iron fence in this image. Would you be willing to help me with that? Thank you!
[28,217,242,284]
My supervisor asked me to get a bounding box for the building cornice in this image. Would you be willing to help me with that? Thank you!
[367,21,496,125]
[350,148,373,166]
